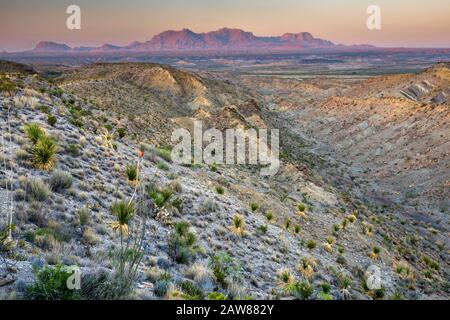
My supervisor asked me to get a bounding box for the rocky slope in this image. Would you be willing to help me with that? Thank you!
[0,60,448,300]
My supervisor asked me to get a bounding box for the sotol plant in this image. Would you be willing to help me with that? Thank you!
[32,135,58,170]
[25,123,45,144]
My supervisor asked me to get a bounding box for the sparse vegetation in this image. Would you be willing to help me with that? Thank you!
[25,123,45,144]
[125,163,138,182]
[168,221,197,264]
[230,214,246,236]
[32,135,58,170]
[49,170,73,191]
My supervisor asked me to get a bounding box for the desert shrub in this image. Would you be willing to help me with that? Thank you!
[169,179,183,193]
[32,135,57,170]
[179,280,205,300]
[294,224,301,234]
[155,147,172,162]
[14,188,26,201]
[47,114,57,126]
[170,197,184,213]
[80,272,134,300]
[77,207,90,226]
[200,199,218,213]
[157,160,169,171]
[209,252,241,288]
[318,291,333,300]
[0,75,17,93]
[208,292,228,300]
[49,170,73,192]
[154,279,171,297]
[289,281,313,300]
[423,255,439,271]
[27,178,50,202]
[125,163,138,181]
[25,123,45,144]
[26,264,81,300]
[148,185,173,208]
[168,221,197,264]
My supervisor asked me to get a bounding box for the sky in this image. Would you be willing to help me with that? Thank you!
[1,0,450,51]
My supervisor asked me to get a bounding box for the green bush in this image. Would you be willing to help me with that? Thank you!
[208,292,228,300]
[80,272,134,300]
[209,252,241,288]
[168,221,197,264]
[25,123,45,144]
[154,279,171,297]
[289,281,313,300]
[49,170,73,192]
[148,185,173,208]
[27,264,81,300]
[179,280,205,300]
[156,147,172,162]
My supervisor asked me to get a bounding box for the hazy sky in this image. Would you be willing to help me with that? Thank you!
[1,0,450,51]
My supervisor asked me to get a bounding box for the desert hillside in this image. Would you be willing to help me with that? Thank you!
[0,60,448,300]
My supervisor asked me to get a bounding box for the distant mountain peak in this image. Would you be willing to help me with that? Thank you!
[28,28,374,53]
[33,41,71,52]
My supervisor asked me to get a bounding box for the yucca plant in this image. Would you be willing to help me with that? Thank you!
[125,163,138,182]
[299,257,317,279]
[250,203,259,212]
[25,123,45,144]
[230,214,246,236]
[297,203,307,218]
[369,246,381,260]
[276,268,295,293]
[110,201,135,236]
[265,211,274,222]
[32,135,57,170]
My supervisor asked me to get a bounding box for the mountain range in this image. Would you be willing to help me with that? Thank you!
[29,28,374,53]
